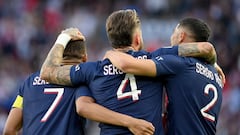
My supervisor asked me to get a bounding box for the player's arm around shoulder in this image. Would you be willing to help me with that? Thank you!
[76,96,155,135]
[178,42,226,84]
[40,28,84,86]
[178,42,216,64]
[105,50,156,77]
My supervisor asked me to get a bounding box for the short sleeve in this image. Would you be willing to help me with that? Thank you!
[70,64,88,86]
[75,85,93,100]
[70,62,96,87]
[152,55,185,76]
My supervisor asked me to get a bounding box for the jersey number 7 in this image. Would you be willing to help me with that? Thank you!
[41,88,64,122]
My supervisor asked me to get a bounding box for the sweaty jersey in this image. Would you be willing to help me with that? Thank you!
[13,71,88,135]
[70,47,178,135]
[153,55,223,135]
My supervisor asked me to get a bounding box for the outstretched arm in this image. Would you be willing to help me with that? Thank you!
[105,42,219,77]
[105,50,157,77]
[105,49,225,85]
[178,42,216,65]
[76,96,155,135]
[40,28,84,86]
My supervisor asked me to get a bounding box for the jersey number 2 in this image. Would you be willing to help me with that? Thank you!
[117,74,141,101]
[41,88,64,122]
[200,84,218,122]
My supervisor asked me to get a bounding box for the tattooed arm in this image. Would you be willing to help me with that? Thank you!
[40,28,84,86]
[40,44,73,86]
[178,42,225,83]
[178,42,216,65]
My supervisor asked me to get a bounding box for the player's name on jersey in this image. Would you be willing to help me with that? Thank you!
[196,62,223,88]
[103,64,124,75]
[33,76,49,85]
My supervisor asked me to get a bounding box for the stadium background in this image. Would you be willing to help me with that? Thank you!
[0,0,239,134]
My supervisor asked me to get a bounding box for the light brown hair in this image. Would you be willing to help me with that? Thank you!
[106,9,141,48]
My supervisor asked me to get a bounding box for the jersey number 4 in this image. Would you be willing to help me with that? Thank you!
[117,74,141,101]
[41,88,64,122]
[200,84,218,122]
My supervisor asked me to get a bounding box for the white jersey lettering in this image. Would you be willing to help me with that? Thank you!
[103,64,124,75]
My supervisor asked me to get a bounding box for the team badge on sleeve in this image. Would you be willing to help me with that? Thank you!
[75,65,80,71]
[155,56,164,61]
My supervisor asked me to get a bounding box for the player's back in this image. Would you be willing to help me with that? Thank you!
[156,55,223,135]
[71,50,164,135]
[20,71,85,135]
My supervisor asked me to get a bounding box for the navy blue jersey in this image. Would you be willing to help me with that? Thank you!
[17,71,89,135]
[153,55,223,135]
[151,46,179,57]
[70,47,178,135]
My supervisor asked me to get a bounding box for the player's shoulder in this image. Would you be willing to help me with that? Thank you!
[151,46,178,56]
[129,50,152,59]
[72,61,102,81]
[158,54,182,61]
[154,55,187,70]
[80,61,100,67]
[189,58,217,72]
[73,61,99,72]
[179,57,204,67]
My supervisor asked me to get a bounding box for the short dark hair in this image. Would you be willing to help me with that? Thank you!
[106,9,141,48]
[63,40,86,59]
[178,18,211,42]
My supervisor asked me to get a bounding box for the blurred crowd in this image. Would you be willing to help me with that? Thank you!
[0,0,239,134]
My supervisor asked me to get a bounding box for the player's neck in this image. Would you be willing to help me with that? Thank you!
[61,59,84,65]
[113,46,135,52]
